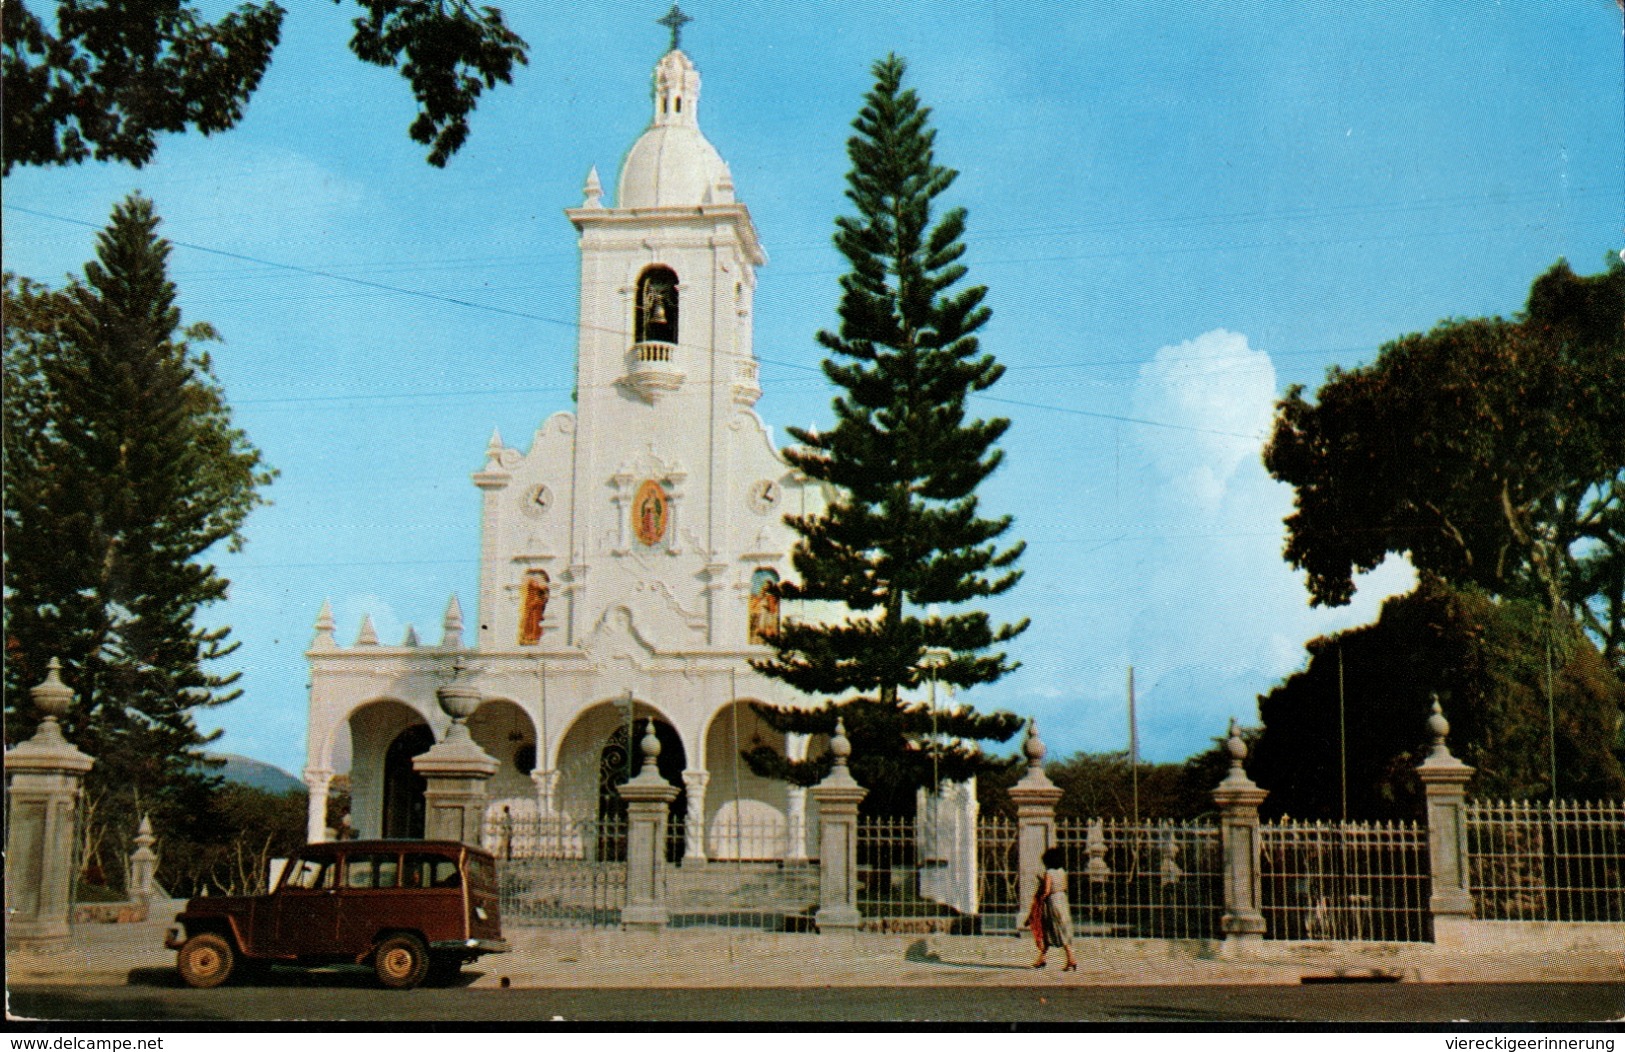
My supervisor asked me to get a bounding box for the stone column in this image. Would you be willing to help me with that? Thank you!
[681,769,709,864]
[617,721,680,928]
[413,667,498,846]
[5,659,96,949]
[785,732,810,861]
[128,815,159,902]
[302,767,333,843]
[785,786,809,862]
[1212,718,1269,946]
[809,718,867,930]
[1006,719,1063,911]
[1416,697,1476,943]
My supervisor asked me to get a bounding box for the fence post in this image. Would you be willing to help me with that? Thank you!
[618,720,679,928]
[1212,718,1268,948]
[1415,696,1475,943]
[810,718,867,930]
[413,667,498,846]
[4,659,96,949]
[1006,719,1063,914]
[128,815,160,902]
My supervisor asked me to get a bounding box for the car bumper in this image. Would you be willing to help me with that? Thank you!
[429,937,508,956]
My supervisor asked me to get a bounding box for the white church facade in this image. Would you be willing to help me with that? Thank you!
[301,41,834,863]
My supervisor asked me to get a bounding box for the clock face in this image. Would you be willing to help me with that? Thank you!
[749,479,781,514]
[522,484,553,519]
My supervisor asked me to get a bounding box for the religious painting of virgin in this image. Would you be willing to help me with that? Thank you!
[748,567,780,644]
[518,568,550,645]
[633,479,669,546]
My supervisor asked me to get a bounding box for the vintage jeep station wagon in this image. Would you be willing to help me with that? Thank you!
[166,839,507,989]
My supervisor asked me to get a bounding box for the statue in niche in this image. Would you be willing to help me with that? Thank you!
[633,479,668,546]
[519,569,550,645]
[748,567,780,644]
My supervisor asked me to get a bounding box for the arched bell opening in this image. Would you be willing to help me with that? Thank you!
[634,265,679,345]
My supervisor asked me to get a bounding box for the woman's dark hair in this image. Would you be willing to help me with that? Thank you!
[1041,846,1064,869]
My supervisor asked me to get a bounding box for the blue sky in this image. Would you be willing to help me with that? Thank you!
[4,1,1621,777]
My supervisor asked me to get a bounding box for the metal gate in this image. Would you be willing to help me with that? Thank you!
[493,815,628,928]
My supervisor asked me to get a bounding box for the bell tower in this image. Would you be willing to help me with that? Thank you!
[559,29,769,646]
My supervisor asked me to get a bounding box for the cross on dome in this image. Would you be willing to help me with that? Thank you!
[657,5,692,52]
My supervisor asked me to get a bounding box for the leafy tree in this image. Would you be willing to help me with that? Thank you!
[746,55,1027,815]
[160,784,309,897]
[1263,256,1625,667]
[3,194,276,879]
[1248,578,1625,820]
[2,0,527,173]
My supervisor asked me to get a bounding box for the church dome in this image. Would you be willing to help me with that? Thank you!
[617,49,734,208]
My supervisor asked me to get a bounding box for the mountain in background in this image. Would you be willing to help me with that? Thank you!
[211,753,304,795]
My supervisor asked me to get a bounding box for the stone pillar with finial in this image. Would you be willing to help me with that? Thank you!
[809,717,868,930]
[128,815,160,903]
[1415,695,1476,943]
[5,659,96,948]
[1212,718,1269,947]
[1006,718,1065,912]
[412,662,498,846]
[617,719,680,928]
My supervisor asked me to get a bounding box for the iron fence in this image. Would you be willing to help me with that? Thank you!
[855,815,970,930]
[491,815,628,927]
[1055,818,1224,940]
[977,817,1021,934]
[1465,799,1625,923]
[1259,819,1432,942]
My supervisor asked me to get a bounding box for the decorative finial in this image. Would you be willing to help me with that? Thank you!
[442,594,464,648]
[135,815,156,849]
[830,716,851,767]
[355,614,379,647]
[31,658,74,721]
[1425,694,1457,763]
[583,166,603,208]
[1225,717,1247,770]
[640,719,662,770]
[401,625,419,648]
[1023,717,1047,769]
[657,4,692,52]
[435,657,482,726]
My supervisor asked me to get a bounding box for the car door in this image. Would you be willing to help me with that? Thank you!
[334,849,405,953]
[273,853,341,956]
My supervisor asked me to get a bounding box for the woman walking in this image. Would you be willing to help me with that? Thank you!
[1027,845,1077,970]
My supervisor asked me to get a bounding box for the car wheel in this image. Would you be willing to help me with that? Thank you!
[373,933,429,989]
[177,933,236,989]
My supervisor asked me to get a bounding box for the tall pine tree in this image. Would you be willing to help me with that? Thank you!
[747,56,1027,815]
[3,194,275,881]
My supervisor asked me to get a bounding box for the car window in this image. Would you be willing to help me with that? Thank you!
[343,852,400,889]
[402,853,460,889]
[466,854,495,891]
[283,857,334,890]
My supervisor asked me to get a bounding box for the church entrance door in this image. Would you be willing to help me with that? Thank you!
[381,724,434,839]
[597,721,686,861]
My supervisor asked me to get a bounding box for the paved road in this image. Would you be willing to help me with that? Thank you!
[8,974,1623,1024]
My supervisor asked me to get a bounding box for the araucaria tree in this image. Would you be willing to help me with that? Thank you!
[3,194,275,884]
[747,56,1027,815]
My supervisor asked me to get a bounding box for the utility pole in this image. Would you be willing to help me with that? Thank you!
[1128,666,1139,827]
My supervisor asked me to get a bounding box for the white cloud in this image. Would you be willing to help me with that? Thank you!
[1096,329,1415,759]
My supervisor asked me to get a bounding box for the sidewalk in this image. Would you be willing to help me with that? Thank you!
[7,905,1622,989]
